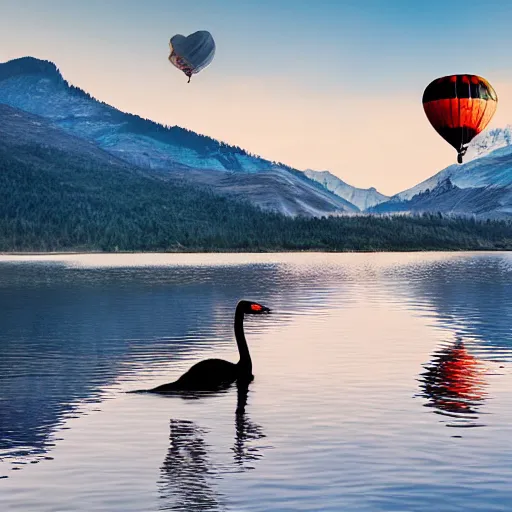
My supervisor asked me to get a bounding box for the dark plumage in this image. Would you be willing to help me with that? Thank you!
[133,300,270,393]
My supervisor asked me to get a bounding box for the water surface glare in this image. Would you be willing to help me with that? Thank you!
[1,252,512,511]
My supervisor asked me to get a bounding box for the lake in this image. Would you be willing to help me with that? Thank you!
[0,252,511,511]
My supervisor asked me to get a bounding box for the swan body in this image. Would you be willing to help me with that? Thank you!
[149,359,239,392]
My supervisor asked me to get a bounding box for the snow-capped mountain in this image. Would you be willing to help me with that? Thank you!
[371,129,512,219]
[396,128,512,202]
[463,126,512,162]
[0,56,360,217]
[371,177,512,218]
[304,169,389,210]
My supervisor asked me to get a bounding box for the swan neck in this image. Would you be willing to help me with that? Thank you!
[234,307,251,367]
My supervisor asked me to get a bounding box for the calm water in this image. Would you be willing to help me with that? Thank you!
[0,252,511,511]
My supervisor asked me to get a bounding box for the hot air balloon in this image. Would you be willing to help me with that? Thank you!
[168,30,216,83]
[422,75,498,164]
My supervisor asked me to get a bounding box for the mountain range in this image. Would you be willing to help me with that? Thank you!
[0,57,368,217]
[1,56,512,221]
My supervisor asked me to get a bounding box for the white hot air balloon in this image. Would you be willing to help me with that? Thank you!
[168,30,216,83]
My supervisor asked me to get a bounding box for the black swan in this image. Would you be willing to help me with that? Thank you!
[135,300,270,393]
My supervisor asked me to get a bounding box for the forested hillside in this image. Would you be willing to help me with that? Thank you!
[1,143,512,252]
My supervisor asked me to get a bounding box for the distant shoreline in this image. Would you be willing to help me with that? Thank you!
[0,248,510,256]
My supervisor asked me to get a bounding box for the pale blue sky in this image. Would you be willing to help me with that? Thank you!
[1,0,511,194]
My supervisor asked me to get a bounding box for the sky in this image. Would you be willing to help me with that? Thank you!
[1,0,512,195]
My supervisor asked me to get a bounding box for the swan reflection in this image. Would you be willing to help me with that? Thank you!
[159,419,225,511]
[159,382,266,510]
[232,381,266,469]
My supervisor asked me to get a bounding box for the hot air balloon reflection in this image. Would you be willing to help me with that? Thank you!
[168,31,216,83]
[419,339,487,427]
[422,75,498,164]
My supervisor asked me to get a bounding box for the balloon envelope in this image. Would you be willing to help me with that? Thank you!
[422,75,497,163]
[168,30,216,81]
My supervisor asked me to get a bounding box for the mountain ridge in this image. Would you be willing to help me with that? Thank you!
[304,169,389,210]
[0,56,360,217]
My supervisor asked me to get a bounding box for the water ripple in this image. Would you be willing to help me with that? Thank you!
[1,253,512,511]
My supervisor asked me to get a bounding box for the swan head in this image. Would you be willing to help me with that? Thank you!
[237,300,271,315]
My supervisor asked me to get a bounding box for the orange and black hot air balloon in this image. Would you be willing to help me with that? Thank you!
[422,75,498,164]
